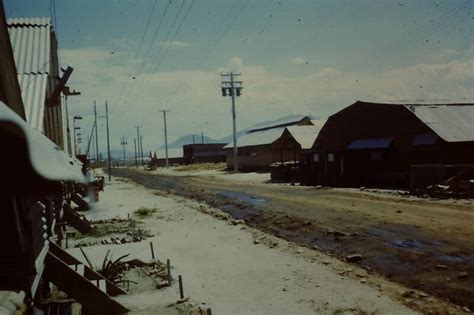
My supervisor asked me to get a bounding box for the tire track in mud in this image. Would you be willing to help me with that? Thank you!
[113,168,474,313]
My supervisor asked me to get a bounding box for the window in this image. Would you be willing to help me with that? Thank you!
[328,153,335,162]
[313,154,319,162]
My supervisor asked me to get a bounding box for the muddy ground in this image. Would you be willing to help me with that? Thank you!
[113,168,474,311]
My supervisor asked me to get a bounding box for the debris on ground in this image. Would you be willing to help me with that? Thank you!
[411,169,474,199]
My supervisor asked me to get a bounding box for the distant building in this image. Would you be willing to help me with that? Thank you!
[224,116,314,171]
[270,123,324,181]
[154,148,184,166]
[183,143,227,164]
[300,101,474,188]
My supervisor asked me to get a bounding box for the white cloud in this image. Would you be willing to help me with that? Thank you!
[289,57,307,65]
[159,41,194,49]
[60,46,474,154]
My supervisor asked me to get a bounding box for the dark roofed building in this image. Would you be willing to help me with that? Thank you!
[301,101,474,188]
[183,143,227,164]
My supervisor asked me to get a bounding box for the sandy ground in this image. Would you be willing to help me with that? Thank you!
[68,177,423,315]
[151,166,271,184]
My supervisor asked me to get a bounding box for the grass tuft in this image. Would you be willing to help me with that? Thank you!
[134,207,157,217]
[333,307,379,315]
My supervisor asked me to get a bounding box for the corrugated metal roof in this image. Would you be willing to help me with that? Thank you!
[224,128,284,149]
[310,119,327,130]
[247,115,312,133]
[7,17,52,132]
[0,101,85,183]
[405,104,474,142]
[347,137,394,150]
[286,125,322,149]
[7,17,51,26]
[7,19,51,74]
[17,74,48,132]
[155,148,183,159]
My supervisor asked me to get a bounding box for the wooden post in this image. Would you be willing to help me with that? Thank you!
[178,275,184,299]
[167,259,171,284]
[149,242,155,259]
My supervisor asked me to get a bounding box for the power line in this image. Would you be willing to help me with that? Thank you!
[118,0,171,104]
[132,0,173,77]
[129,0,195,104]
[123,0,187,105]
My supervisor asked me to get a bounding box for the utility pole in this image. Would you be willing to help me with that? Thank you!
[201,131,204,144]
[86,122,95,158]
[63,88,81,155]
[192,135,195,144]
[120,136,127,166]
[221,72,243,172]
[159,110,171,168]
[73,115,82,156]
[135,126,141,166]
[105,101,111,181]
[133,138,138,167]
[139,135,144,165]
[94,101,99,162]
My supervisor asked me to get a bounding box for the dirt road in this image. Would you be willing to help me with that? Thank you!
[113,168,474,311]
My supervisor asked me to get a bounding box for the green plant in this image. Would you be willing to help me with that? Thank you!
[80,248,136,285]
[333,307,379,315]
[134,207,157,217]
[98,250,131,284]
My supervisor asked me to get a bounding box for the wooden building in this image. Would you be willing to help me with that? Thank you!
[225,116,313,171]
[183,143,227,164]
[301,101,474,188]
[0,11,127,314]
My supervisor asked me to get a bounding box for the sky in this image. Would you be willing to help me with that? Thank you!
[4,0,474,155]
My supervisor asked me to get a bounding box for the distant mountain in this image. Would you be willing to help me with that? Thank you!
[161,134,222,149]
[218,114,316,143]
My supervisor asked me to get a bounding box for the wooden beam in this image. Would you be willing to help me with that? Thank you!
[71,192,90,211]
[48,243,127,296]
[45,252,128,314]
[0,2,25,118]
[63,206,93,234]
[45,66,73,108]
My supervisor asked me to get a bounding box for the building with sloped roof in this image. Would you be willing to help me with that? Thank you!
[224,116,314,171]
[301,101,474,188]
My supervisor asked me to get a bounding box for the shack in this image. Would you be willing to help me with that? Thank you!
[270,123,324,181]
[183,143,227,164]
[301,101,474,189]
[225,116,313,171]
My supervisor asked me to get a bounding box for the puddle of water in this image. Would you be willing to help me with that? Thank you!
[217,190,267,206]
[439,255,474,263]
[385,239,443,251]
[220,204,259,219]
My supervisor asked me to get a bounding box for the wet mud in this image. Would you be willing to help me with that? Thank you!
[113,169,474,311]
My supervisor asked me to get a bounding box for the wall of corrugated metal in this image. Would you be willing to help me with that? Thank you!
[7,18,50,74]
[17,74,47,131]
[7,17,52,135]
[6,17,66,150]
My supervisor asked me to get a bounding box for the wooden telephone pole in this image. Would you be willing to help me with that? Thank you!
[221,73,243,172]
[159,110,171,168]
